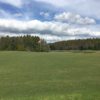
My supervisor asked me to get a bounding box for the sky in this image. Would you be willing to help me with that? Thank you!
[0,0,100,42]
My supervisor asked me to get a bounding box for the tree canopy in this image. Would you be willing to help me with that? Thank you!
[0,35,50,52]
[49,38,100,50]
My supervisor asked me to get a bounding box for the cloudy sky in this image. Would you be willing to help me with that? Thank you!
[0,0,100,42]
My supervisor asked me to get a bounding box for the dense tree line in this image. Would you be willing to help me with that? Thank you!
[0,35,50,52]
[0,36,100,52]
[49,38,100,50]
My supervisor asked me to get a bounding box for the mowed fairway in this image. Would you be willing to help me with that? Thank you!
[0,51,100,100]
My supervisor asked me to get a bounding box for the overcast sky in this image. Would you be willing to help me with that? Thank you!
[0,0,100,42]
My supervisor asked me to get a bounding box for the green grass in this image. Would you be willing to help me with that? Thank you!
[0,51,100,100]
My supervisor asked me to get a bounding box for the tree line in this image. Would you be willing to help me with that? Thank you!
[0,35,50,52]
[49,38,100,50]
[0,36,100,51]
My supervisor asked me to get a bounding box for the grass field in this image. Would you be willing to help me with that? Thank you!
[0,51,100,100]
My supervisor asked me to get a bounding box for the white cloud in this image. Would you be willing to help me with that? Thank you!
[0,9,23,19]
[0,0,22,7]
[0,19,70,35]
[54,12,96,25]
[35,0,67,7]
[36,0,100,19]
[13,13,23,17]
[40,12,50,18]
[0,9,12,18]
[0,18,99,42]
[57,0,100,20]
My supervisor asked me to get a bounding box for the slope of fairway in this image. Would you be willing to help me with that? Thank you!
[0,51,100,100]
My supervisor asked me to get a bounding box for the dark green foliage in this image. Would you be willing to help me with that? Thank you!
[0,35,50,52]
[50,38,100,50]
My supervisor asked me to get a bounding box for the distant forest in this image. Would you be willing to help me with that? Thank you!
[50,38,100,50]
[0,36,100,51]
[0,35,50,52]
